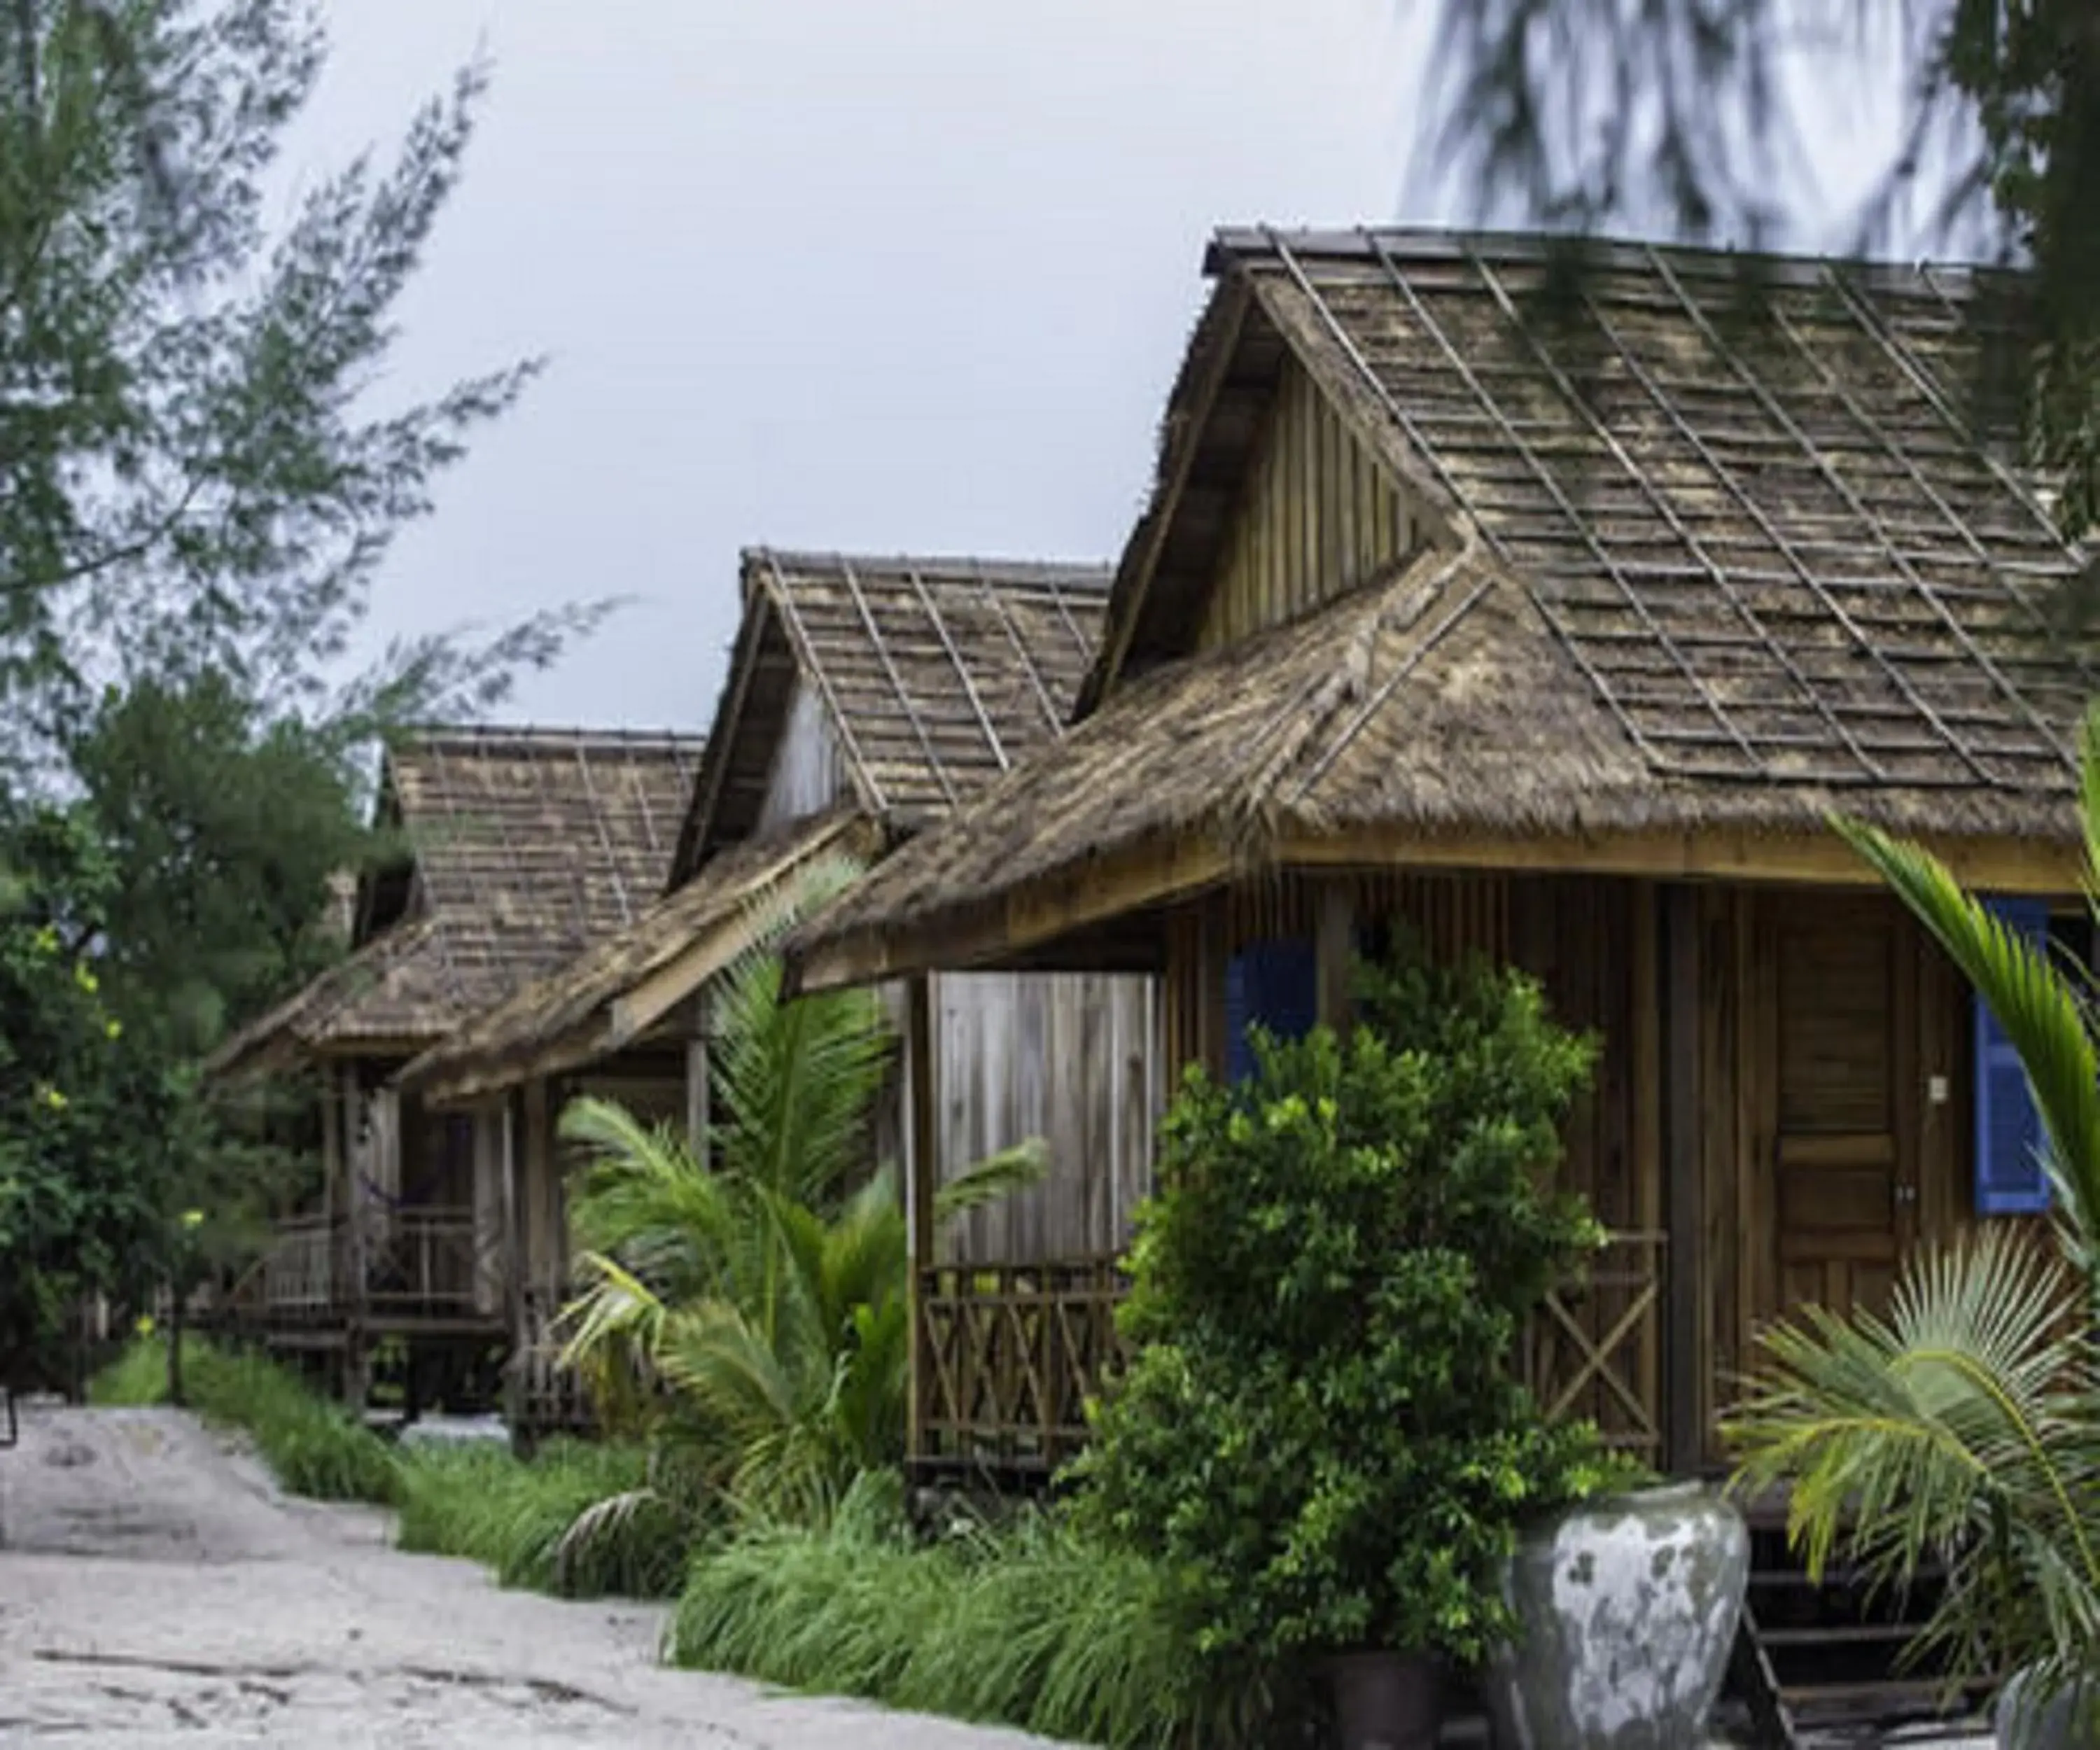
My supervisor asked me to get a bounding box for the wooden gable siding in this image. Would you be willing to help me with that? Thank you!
[1196,355,1420,652]
[755,681,852,834]
[932,971,1156,1264]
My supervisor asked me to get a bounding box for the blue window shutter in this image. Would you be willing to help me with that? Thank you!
[1975,896,2052,1216]
[1226,937,1318,1083]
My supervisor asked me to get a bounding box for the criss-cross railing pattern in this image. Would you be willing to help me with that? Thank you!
[915,1259,1128,1478]
[913,1233,1666,1479]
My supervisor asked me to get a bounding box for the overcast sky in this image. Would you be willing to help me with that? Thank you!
[297,4,1912,734]
[288,1,1434,732]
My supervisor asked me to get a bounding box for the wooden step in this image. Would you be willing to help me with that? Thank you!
[1757,1623,1922,1650]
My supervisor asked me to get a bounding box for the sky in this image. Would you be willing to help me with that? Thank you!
[293,1,1436,732]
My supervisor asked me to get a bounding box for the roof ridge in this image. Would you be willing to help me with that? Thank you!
[1208,224,2026,295]
[394,724,706,752]
[742,547,1114,589]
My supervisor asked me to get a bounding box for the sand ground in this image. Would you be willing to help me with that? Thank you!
[0,1402,1069,1749]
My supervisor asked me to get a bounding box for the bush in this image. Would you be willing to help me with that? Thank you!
[88,1334,399,1503]
[668,1472,1245,1748]
[1070,949,1628,1673]
[395,1437,690,1598]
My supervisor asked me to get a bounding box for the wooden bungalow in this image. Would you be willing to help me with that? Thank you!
[397,552,1158,1450]
[204,726,701,1404]
[786,228,2096,1496]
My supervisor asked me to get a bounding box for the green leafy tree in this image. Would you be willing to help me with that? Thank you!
[1731,707,2100,1714]
[0,807,183,1385]
[1070,949,1623,1675]
[0,2,604,1371]
[1422,1,2100,540]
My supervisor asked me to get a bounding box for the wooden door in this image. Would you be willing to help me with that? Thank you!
[1756,894,1919,1326]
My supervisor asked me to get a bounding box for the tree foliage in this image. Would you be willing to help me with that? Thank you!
[1422,1,2100,537]
[1070,949,1625,1670]
[0,3,600,1372]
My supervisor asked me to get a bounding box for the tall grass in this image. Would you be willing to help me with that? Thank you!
[668,1473,1255,1749]
[88,1334,400,1503]
[395,1438,690,1597]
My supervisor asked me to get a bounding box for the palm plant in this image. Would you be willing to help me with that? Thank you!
[1730,706,2100,1710]
[554,879,1042,1527]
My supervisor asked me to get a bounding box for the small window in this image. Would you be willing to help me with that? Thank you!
[1973,897,2052,1217]
[1224,937,1318,1084]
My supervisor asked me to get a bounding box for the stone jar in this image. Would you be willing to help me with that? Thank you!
[1482,1482,1749,1750]
[1997,1670,2100,1749]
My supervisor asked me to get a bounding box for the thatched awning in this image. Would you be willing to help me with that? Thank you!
[785,544,2088,992]
[399,809,880,1107]
[205,920,461,1082]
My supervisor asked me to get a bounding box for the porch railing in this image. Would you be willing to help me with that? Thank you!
[226,1206,503,1330]
[911,1232,1667,1479]
[260,1214,337,1317]
[914,1259,1128,1478]
[1521,1229,1666,1468]
[515,1284,595,1436]
[360,1207,484,1317]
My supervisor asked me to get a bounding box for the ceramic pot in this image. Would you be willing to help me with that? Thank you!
[1997,1670,2100,1749]
[1483,1481,1749,1750]
[1324,1650,1444,1750]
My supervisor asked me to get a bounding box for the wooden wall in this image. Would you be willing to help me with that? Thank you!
[931,970,1157,1264]
[1198,355,1420,652]
[756,680,850,834]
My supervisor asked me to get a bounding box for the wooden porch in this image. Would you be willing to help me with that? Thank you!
[900,855,2045,1488]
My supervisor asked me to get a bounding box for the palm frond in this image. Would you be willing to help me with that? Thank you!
[711,949,892,1207]
[1730,1228,2100,1676]
[934,1138,1049,1224]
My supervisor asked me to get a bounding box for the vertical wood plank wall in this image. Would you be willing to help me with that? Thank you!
[932,970,1158,1264]
[1197,356,1419,652]
[755,681,850,834]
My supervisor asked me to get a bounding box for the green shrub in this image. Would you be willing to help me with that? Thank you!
[1070,948,1630,1674]
[87,1334,399,1503]
[394,1437,690,1597]
[668,1473,1238,1748]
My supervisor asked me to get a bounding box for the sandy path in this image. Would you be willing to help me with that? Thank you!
[0,1404,1071,1749]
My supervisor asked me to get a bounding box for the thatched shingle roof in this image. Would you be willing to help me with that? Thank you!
[672,550,1110,876]
[207,726,703,1079]
[789,228,2099,985]
[410,551,1114,1101]
[399,809,879,1106]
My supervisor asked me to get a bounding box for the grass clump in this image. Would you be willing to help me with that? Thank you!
[668,1472,1243,1748]
[88,1334,400,1504]
[395,1437,688,1598]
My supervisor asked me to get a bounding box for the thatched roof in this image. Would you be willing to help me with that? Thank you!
[789,228,2099,985]
[207,726,703,1080]
[672,550,1110,877]
[399,808,880,1107]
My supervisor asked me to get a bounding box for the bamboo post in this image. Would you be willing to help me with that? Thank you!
[904,974,937,1472]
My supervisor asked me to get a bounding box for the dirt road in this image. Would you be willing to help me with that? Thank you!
[0,1404,1067,1748]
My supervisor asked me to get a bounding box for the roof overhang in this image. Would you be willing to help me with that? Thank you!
[406,809,882,1107]
[788,819,2087,995]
